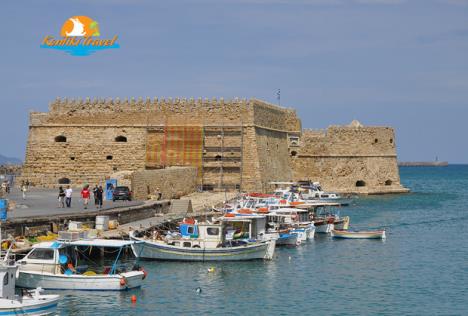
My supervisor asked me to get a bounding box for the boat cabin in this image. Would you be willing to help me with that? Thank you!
[18,239,139,276]
[0,264,17,300]
[218,214,267,241]
[167,223,223,249]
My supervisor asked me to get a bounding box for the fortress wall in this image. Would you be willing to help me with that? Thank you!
[251,99,301,132]
[254,127,292,192]
[22,126,146,187]
[300,127,396,156]
[45,97,252,126]
[131,167,197,200]
[291,125,408,194]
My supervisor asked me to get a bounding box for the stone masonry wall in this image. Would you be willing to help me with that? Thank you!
[131,167,197,200]
[21,126,146,187]
[290,125,408,194]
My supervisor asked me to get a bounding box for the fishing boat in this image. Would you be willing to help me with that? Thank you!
[16,239,146,291]
[0,246,59,315]
[331,230,386,239]
[130,220,276,261]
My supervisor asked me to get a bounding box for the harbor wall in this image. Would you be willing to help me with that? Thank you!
[131,167,198,200]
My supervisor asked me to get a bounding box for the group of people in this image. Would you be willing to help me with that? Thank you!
[58,184,104,209]
[1,180,10,194]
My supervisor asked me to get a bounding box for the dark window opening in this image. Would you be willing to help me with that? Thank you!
[385,180,392,186]
[215,155,222,161]
[207,227,220,236]
[356,180,366,187]
[106,155,113,160]
[183,242,191,248]
[113,167,118,171]
[58,177,70,184]
[55,135,67,142]
[115,136,127,142]
[291,151,297,157]
[202,184,214,191]
[70,157,75,161]
[374,138,378,143]
[390,139,393,144]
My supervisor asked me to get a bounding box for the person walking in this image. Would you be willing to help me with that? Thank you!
[58,186,66,208]
[65,185,73,208]
[80,185,90,209]
[20,181,27,200]
[93,185,99,207]
[96,185,104,209]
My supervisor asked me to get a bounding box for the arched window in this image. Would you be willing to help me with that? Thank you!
[55,135,67,142]
[291,151,297,157]
[356,180,366,187]
[115,136,127,142]
[58,177,71,184]
[385,180,392,186]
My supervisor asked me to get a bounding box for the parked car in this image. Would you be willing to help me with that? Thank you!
[112,186,132,201]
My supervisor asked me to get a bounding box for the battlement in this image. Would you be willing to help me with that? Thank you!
[48,96,255,114]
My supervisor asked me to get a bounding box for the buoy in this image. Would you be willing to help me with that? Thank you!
[196,287,202,294]
[131,295,137,303]
[207,267,215,273]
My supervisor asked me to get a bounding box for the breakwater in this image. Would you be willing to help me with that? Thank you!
[398,161,448,167]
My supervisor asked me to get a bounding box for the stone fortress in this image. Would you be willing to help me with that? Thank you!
[21,97,408,195]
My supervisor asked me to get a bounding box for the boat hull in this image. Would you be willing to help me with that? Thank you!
[130,236,275,261]
[315,223,333,234]
[0,295,59,315]
[331,230,386,239]
[16,270,144,291]
[276,234,300,246]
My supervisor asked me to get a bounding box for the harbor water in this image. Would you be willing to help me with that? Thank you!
[55,165,468,315]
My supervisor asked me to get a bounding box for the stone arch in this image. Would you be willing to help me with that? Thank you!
[115,135,127,142]
[385,179,392,186]
[58,177,70,184]
[356,180,366,187]
[55,135,67,142]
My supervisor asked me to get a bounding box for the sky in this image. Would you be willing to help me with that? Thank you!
[0,0,467,163]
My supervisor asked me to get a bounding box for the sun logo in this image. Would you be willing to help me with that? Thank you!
[60,16,100,37]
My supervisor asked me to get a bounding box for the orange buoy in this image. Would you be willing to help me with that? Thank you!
[131,295,137,303]
[225,213,235,217]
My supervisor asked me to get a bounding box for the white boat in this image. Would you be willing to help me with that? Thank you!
[331,230,386,239]
[130,221,276,261]
[16,239,146,291]
[0,254,59,315]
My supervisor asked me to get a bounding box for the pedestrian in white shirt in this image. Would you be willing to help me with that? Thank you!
[65,185,73,208]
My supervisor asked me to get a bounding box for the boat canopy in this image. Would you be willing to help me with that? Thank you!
[32,239,140,249]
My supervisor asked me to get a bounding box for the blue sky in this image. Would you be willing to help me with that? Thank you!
[1,0,467,162]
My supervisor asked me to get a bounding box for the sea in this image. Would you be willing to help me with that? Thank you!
[56,165,468,315]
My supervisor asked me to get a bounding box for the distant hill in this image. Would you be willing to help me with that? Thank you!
[0,154,22,165]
